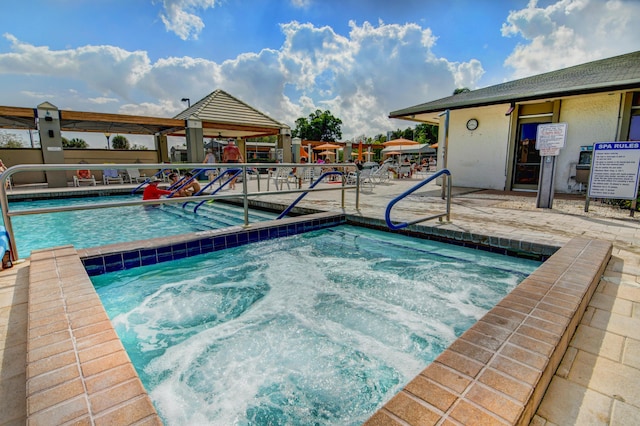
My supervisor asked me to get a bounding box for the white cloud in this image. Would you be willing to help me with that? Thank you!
[501,0,640,78]
[0,21,483,140]
[1,0,638,142]
[88,97,119,105]
[158,0,219,40]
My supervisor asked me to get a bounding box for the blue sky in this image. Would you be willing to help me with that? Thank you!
[0,0,639,148]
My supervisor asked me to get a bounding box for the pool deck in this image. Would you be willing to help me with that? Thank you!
[2,177,640,425]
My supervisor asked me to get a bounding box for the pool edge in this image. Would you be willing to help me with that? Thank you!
[24,218,612,425]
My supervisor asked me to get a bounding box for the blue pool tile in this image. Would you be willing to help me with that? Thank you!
[83,257,105,276]
[122,250,141,269]
[201,238,214,253]
[141,249,158,266]
[157,246,173,263]
[186,240,201,256]
[172,243,187,259]
[248,230,260,243]
[259,229,269,240]
[226,234,239,248]
[104,253,124,273]
[237,232,249,244]
[213,236,226,250]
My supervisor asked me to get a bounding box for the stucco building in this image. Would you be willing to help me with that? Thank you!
[390,50,640,194]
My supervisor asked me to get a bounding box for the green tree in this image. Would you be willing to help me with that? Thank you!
[111,135,130,150]
[453,87,471,95]
[293,110,342,141]
[63,137,88,149]
[414,123,438,144]
[130,144,148,150]
[0,132,24,148]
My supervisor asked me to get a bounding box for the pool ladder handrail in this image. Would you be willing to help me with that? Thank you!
[276,171,345,219]
[190,169,242,213]
[0,163,359,261]
[385,168,452,230]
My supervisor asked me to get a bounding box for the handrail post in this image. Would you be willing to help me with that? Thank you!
[0,169,17,260]
[355,170,360,210]
[242,165,249,227]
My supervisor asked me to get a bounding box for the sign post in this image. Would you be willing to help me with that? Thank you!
[535,123,567,208]
[586,142,640,216]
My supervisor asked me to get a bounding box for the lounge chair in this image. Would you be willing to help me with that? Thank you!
[371,163,391,184]
[103,169,123,185]
[73,170,96,187]
[121,169,147,183]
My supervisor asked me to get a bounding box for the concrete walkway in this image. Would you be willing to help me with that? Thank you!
[1,176,640,424]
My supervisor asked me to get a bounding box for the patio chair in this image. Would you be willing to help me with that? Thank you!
[268,167,293,190]
[346,168,375,191]
[121,168,147,183]
[102,169,123,185]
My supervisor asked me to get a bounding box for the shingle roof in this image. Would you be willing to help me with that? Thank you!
[390,50,640,118]
[174,89,288,130]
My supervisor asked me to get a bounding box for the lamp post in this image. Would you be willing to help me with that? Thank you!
[104,132,111,150]
[181,98,191,108]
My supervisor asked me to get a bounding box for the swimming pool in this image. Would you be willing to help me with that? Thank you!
[92,225,541,425]
[7,195,278,256]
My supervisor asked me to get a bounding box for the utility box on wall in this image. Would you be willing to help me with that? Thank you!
[575,145,593,184]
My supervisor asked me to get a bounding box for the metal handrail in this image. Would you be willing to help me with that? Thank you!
[0,162,359,261]
[385,169,452,230]
[276,171,346,219]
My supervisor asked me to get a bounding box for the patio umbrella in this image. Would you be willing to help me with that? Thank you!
[314,143,342,150]
[382,138,418,147]
[299,146,309,158]
[319,150,336,156]
[385,151,401,156]
[429,143,438,149]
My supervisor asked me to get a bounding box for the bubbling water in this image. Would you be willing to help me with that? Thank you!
[94,225,540,425]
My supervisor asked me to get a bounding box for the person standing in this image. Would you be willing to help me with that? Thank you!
[203,149,216,181]
[222,139,244,189]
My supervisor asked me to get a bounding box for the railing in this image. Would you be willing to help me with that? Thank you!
[0,163,358,261]
[385,168,452,230]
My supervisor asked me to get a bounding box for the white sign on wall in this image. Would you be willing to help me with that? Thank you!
[588,142,640,199]
[536,122,567,156]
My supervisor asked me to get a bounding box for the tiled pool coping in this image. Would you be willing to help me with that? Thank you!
[25,214,611,425]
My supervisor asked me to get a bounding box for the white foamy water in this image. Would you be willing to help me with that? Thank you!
[93,225,540,425]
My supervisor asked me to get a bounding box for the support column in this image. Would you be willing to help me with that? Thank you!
[237,138,247,161]
[344,142,353,162]
[280,129,292,163]
[185,120,204,163]
[536,156,557,208]
[37,102,67,188]
[154,133,170,163]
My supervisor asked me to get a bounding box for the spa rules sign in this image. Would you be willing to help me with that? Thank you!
[588,142,640,199]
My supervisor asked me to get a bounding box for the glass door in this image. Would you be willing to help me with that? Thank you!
[512,121,543,190]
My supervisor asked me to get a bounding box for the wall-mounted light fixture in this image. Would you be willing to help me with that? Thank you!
[505,102,515,116]
[44,111,53,122]
[181,98,191,108]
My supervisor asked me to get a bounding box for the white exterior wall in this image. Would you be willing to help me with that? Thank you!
[436,94,623,193]
[554,94,621,192]
[439,104,511,190]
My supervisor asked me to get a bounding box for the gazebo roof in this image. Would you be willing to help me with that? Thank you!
[173,89,290,138]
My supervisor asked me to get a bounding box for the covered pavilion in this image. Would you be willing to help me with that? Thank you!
[0,89,291,187]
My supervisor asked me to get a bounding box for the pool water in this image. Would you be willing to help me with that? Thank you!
[7,195,278,256]
[92,225,541,425]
